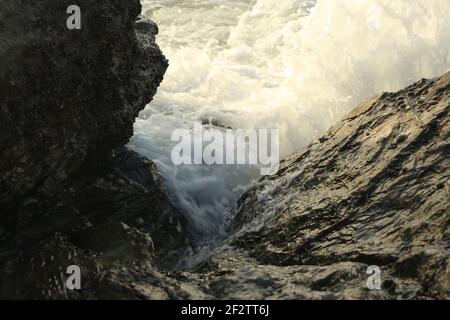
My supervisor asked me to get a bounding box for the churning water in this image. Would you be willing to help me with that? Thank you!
[129,0,450,236]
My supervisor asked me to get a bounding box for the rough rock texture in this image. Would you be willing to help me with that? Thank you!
[87,71,448,301]
[5,71,445,300]
[0,0,192,299]
[225,72,450,299]
[0,0,167,224]
[0,147,192,299]
[135,72,448,301]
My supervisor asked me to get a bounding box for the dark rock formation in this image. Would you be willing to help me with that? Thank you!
[0,146,192,299]
[0,0,192,299]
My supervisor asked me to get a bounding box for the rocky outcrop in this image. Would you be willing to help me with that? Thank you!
[142,72,448,300]
[0,0,192,299]
[0,146,192,299]
[222,71,450,299]
[99,71,450,300]
[0,0,167,225]
[7,70,444,300]
[65,71,447,300]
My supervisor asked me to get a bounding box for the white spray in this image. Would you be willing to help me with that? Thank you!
[130,0,450,235]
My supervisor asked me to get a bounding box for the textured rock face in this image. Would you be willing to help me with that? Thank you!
[135,73,448,301]
[95,72,447,300]
[0,0,167,221]
[6,71,444,300]
[227,72,450,299]
[0,0,192,299]
[0,147,191,299]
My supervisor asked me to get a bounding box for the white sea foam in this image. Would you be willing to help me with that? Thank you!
[130,0,450,235]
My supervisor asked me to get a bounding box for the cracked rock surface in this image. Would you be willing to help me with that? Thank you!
[223,72,450,299]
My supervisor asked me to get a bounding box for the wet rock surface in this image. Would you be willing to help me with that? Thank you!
[102,72,448,300]
[4,71,446,300]
[224,72,450,299]
[0,146,192,299]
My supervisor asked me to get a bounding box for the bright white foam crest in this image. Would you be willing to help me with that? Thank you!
[131,0,450,234]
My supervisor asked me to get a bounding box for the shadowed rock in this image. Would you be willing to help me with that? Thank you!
[0,0,168,223]
[0,0,192,299]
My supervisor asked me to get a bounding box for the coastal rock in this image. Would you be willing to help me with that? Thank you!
[0,0,168,225]
[0,0,192,299]
[0,0,448,300]
[227,72,450,299]
[0,145,193,299]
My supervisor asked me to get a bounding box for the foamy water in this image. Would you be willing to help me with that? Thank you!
[130,0,450,235]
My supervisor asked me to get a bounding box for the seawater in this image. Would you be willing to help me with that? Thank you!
[130,0,450,236]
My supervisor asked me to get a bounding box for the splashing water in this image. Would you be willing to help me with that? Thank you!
[129,0,450,236]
